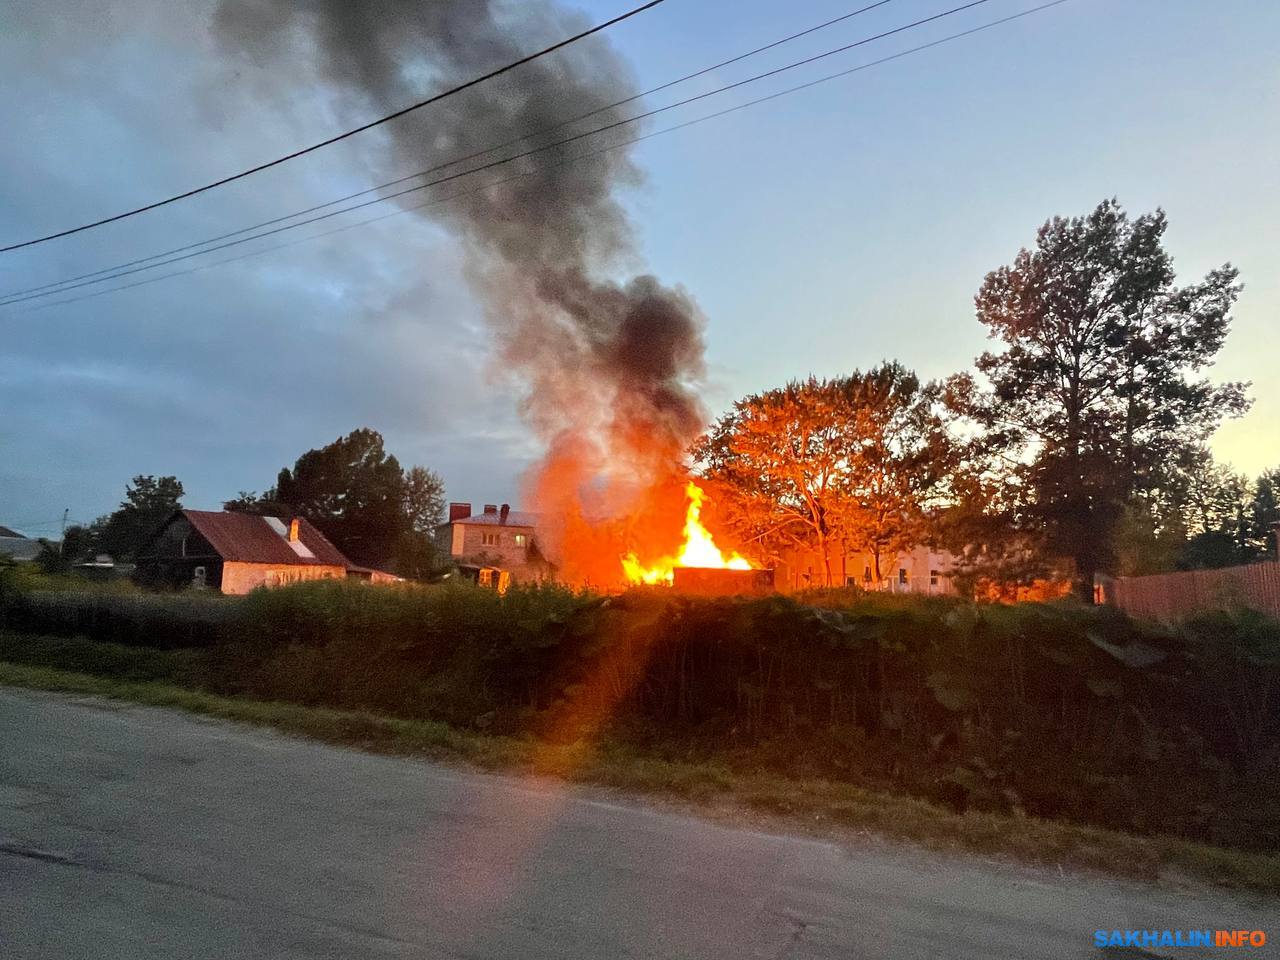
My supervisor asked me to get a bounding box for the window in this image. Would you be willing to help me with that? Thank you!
[863,566,872,582]
[898,568,908,585]
[930,569,939,587]
[481,532,499,546]
[514,534,527,547]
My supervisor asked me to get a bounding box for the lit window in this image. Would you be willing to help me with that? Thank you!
[514,534,527,547]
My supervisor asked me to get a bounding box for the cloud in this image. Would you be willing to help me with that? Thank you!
[0,0,533,521]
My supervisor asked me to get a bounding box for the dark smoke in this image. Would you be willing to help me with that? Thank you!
[214,0,708,557]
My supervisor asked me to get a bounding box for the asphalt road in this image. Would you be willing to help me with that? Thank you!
[0,688,1273,959]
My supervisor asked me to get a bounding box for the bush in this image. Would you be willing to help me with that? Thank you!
[1,572,1277,850]
[1,588,235,648]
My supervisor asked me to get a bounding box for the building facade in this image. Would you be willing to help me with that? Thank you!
[435,502,555,584]
[774,541,960,595]
[136,510,352,594]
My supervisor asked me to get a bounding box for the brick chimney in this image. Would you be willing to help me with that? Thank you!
[448,502,472,522]
[499,503,510,524]
[483,504,498,515]
[288,517,300,543]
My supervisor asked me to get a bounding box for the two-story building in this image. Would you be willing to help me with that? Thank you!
[435,502,555,584]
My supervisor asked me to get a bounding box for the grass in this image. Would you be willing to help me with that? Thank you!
[3,658,1278,896]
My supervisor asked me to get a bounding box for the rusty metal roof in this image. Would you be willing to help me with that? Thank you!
[181,510,351,567]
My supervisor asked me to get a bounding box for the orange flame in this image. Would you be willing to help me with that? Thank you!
[621,481,752,584]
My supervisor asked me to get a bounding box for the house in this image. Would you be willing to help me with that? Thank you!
[0,527,44,563]
[135,510,356,594]
[775,541,960,595]
[435,502,555,584]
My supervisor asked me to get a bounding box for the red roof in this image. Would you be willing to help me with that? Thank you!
[181,510,352,567]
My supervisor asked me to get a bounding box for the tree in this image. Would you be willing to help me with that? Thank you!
[266,429,408,567]
[90,476,184,561]
[695,378,850,585]
[836,365,957,582]
[932,449,1059,595]
[1247,468,1280,560]
[1171,447,1250,568]
[403,466,446,534]
[223,489,295,517]
[694,365,955,586]
[955,199,1249,596]
[34,525,93,575]
[233,429,448,573]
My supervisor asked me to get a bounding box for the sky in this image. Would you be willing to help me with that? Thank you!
[1,0,1277,538]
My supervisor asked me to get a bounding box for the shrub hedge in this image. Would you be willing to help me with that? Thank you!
[2,569,1276,850]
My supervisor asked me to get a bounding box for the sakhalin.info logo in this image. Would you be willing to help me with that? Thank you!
[1094,930,1267,949]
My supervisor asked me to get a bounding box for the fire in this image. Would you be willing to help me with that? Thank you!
[621,481,752,585]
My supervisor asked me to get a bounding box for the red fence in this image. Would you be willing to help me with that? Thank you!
[1101,561,1280,622]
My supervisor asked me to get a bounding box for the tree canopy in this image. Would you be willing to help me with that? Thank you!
[227,428,447,574]
[950,199,1249,594]
[89,475,185,561]
[694,364,956,585]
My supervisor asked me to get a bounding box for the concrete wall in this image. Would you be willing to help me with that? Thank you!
[220,562,346,595]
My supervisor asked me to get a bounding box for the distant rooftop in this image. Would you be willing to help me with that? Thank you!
[0,536,42,562]
[176,510,351,567]
[452,510,540,528]
[441,501,540,528]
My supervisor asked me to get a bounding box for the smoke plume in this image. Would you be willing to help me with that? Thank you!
[215,0,708,579]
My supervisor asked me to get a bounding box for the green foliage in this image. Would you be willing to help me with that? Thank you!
[1250,468,1280,560]
[32,525,94,575]
[89,475,185,562]
[693,364,957,584]
[0,632,194,682]
[3,577,1277,851]
[0,573,232,648]
[229,428,447,576]
[953,199,1249,593]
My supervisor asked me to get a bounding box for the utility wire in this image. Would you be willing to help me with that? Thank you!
[0,0,667,254]
[8,0,1073,314]
[1,0,996,307]
[4,0,904,302]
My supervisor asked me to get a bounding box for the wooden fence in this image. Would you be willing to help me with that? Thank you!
[1099,561,1280,622]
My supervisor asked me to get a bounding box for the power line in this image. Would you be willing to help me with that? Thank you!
[1,0,996,307]
[9,0,1073,314]
[0,0,667,254]
[4,0,904,302]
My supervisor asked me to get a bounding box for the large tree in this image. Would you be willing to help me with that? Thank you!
[954,199,1249,595]
[229,429,447,573]
[90,475,185,561]
[275,429,408,566]
[694,364,955,586]
[836,365,957,581]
